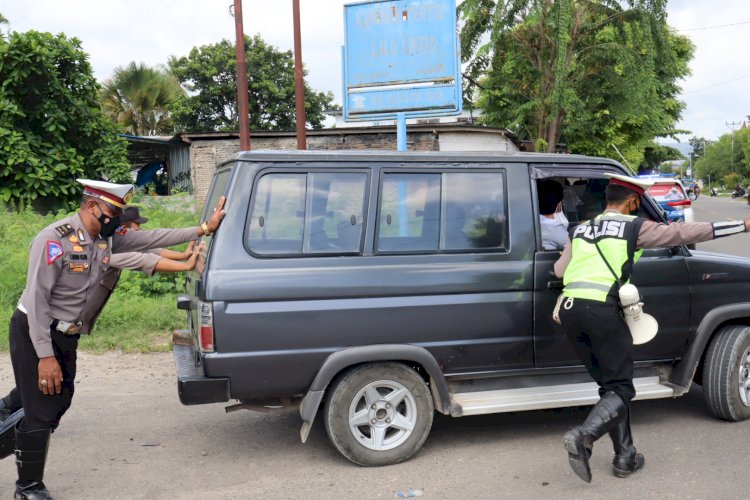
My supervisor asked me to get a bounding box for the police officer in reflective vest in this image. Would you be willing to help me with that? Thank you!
[5,180,225,499]
[554,173,750,483]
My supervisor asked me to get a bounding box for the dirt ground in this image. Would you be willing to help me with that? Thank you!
[2,351,750,499]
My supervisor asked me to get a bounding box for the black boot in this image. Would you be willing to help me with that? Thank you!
[14,424,54,500]
[609,409,645,478]
[563,391,626,483]
[0,388,22,422]
[0,408,25,460]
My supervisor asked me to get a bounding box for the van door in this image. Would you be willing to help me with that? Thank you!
[532,170,691,368]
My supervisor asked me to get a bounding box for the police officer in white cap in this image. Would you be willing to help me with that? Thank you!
[6,179,225,499]
[554,173,750,483]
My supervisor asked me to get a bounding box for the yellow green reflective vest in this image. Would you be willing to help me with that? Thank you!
[562,211,645,302]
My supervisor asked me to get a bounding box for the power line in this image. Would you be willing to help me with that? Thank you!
[683,74,750,94]
[673,20,750,32]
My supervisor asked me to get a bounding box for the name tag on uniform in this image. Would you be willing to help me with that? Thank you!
[68,262,89,273]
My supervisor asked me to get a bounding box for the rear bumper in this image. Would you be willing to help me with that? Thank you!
[172,331,230,405]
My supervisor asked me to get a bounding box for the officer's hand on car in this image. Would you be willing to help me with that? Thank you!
[206,196,227,234]
[180,241,196,260]
[186,242,205,270]
[38,356,63,395]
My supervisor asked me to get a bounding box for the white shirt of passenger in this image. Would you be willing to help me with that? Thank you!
[540,216,569,251]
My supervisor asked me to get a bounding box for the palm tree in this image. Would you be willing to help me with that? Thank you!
[101,62,184,136]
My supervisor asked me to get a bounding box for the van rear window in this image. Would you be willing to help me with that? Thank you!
[202,168,232,220]
[248,172,368,255]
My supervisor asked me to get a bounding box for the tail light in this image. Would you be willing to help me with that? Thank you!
[667,200,691,207]
[198,301,215,352]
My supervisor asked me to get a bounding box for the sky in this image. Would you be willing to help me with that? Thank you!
[2,0,749,149]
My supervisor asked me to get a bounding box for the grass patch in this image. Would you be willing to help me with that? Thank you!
[0,194,199,352]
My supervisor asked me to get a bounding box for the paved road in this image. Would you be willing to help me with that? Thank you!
[2,196,750,499]
[693,194,750,257]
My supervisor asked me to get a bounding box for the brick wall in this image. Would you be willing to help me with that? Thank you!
[190,128,512,204]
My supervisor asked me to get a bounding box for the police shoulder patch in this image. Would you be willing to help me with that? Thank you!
[54,224,74,238]
[46,240,64,265]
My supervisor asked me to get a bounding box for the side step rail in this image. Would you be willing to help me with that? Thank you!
[450,376,673,417]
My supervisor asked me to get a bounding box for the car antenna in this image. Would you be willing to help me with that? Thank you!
[610,144,637,176]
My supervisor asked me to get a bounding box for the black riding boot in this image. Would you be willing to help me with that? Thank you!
[609,408,645,478]
[563,391,626,483]
[14,424,54,500]
[0,388,22,422]
[0,408,25,459]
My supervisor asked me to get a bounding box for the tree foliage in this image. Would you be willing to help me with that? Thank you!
[0,30,130,207]
[638,142,683,173]
[459,0,694,163]
[101,62,184,136]
[694,128,750,188]
[169,35,335,132]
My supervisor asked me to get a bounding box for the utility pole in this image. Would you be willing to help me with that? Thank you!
[726,121,740,173]
[292,0,307,150]
[231,0,251,151]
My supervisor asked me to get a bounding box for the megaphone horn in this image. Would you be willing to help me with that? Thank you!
[618,284,659,345]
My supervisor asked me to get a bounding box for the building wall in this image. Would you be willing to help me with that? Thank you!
[438,132,514,152]
[190,129,514,205]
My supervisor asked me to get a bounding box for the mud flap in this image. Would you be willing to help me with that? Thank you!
[0,409,24,459]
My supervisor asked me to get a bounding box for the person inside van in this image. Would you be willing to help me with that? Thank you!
[537,179,570,250]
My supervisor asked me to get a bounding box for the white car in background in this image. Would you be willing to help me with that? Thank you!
[645,178,695,223]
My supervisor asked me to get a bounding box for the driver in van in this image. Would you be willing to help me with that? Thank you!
[554,173,750,483]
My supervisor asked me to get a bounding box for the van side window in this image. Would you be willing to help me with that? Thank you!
[444,172,506,250]
[377,172,506,253]
[378,174,441,252]
[248,172,367,255]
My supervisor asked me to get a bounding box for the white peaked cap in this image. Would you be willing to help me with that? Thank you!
[76,179,135,208]
[603,173,654,195]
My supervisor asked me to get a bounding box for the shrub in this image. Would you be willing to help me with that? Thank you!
[0,195,199,352]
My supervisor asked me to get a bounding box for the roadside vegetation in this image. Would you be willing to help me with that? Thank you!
[0,194,198,353]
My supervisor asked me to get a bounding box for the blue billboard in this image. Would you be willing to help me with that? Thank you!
[343,0,461,121]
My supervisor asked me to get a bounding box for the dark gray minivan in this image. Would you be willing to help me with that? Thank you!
[173,150,750,466]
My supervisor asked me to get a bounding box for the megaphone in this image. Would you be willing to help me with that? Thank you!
[618,284,658,345]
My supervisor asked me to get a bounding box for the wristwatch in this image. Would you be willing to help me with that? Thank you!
[200,221,210,235]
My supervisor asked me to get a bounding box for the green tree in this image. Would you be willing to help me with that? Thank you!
[169,35,335,132]
[459,0,693,163]
[638,143,683,173]
[101,62,185,136]
[0,30,129,208]
[688,135,712,164]
[694,129,750,187]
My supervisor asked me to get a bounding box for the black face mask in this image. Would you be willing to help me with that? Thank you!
[95,207,121,237]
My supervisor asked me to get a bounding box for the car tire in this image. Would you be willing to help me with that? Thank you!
[702,325,750,421]
[323,362,434,466]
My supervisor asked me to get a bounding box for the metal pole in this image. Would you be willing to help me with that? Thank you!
[396,113,407,151]
[292,0,307,150]
[233,0,251,151]
[726,121,740,173]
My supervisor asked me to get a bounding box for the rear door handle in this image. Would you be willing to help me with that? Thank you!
[547,280,564,290]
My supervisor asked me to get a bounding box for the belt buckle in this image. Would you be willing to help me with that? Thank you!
[56,320,82,335]
[66,323,82,335]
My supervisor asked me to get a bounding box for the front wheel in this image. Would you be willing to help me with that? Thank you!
[702,325,750,421]
[323,362,434,466]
